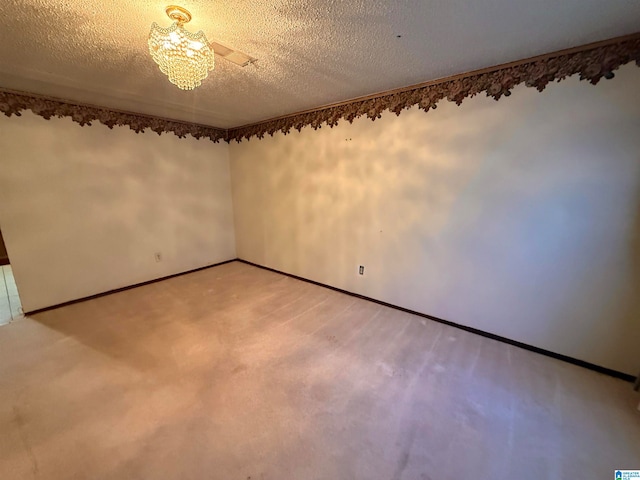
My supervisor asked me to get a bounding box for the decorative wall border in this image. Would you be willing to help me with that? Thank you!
[0,89,227,143]
[227,32,640,142]
[1,33,639,143]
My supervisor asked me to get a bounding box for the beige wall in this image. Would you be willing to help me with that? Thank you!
[230,64,640,375]
[0,112,236,312]
[1,66,638,376]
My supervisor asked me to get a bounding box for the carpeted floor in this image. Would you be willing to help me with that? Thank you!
[0,261,638,479]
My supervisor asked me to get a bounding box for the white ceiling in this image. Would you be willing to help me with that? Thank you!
[0,0,639,129]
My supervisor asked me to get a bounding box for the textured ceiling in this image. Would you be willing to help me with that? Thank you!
[0,1,639,129]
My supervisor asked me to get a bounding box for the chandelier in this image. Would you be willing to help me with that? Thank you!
[148,6,214,90]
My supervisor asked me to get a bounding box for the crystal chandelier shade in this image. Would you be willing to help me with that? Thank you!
[148,7,215,90]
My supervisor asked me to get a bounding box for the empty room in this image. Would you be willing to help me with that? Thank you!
[1,1,639,479]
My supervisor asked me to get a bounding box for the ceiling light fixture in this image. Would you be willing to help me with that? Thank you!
[148,5,214,90]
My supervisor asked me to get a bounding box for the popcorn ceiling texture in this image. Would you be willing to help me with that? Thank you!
[0,0,639,128]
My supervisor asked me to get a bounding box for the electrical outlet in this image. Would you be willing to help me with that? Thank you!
[358,265,365,275]
[154,252,162,262]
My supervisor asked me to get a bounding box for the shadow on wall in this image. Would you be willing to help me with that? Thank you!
[0,229,8,265]
[231,64,640,375]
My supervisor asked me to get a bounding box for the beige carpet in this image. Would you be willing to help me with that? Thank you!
[0,261,638,479]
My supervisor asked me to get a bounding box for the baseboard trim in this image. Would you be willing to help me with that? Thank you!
[23,257,636,383]
[237,259,636,383]
[25,259,238,316]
